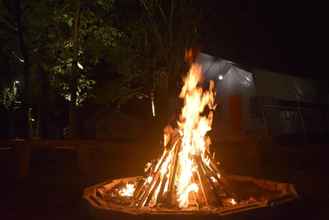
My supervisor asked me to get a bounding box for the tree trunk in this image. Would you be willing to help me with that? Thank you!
[39,65,49,138]
[15,0,30,139]
[68,0,81,138]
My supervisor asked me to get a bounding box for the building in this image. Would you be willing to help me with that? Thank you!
[197,53,329,141]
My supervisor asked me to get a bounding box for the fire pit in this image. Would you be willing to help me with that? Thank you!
[84,175,297,216]
[83,55,297,217]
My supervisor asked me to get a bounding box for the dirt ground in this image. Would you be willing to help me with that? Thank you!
[1,136,329,220]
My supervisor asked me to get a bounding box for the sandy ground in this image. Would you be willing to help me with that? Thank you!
[0,137,328,220]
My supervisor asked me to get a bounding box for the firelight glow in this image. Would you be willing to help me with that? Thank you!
[122,55,227,209]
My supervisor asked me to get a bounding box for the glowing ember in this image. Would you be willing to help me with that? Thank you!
[119,183,135,197]
[229,198,237,205]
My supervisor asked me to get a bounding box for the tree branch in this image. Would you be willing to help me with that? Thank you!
[0,16,17,33]
[139,0,165,51]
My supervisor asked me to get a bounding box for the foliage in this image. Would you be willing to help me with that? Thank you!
[0,0,201,117]
[0,0,128,107]
[46,0,123,106]
[92,0,202,108]
[0,82,19,109]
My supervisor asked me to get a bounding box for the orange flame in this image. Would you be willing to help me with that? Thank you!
[128,52,221,209]
[176,63,216,208]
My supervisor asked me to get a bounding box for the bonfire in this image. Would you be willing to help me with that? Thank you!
[84,51,297,216]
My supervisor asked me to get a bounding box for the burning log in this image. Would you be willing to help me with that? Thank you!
[165,138,181,206]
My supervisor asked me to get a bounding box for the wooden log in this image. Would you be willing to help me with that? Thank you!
[194,168,208,207]
[198,157,236,199]
[155,169,170,206]
[153,149,169,173]
[166,138,181,206]
[132,148,171,206]
[140,171,162,207]
[195,156,220,207]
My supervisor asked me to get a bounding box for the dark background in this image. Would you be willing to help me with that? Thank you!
[200,0,327,79]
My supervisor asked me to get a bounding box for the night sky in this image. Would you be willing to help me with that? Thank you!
[200,1,326,79]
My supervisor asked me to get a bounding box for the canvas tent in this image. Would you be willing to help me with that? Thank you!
[196,53,328,140]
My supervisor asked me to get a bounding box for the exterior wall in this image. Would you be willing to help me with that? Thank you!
[251,69,328,138]
[204,64,257,137]
[253,69,320,103]
[213,66,328,138]
[218,66,256,134]
[198,53,257,136]
[198,53,328,139]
